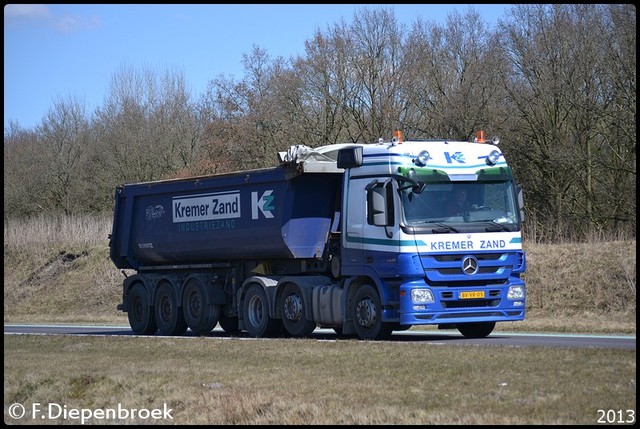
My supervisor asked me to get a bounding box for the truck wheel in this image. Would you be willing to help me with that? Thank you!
[352,285,393,340]
[243,284,281,338]
[457,322,495,338]
[281,283,316,337]
[155,282,188,336]
[128,284,157,335]
[182,279,220,335]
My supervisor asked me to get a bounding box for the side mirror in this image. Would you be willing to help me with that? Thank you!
[367,180,394,227]
[517,185,525,222]
[337,146,363,169]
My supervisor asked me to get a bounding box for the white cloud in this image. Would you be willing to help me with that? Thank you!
[53,13,101,34]
[4,4,100,34]
[4,4,52,19]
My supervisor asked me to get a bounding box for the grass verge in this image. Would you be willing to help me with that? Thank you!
[4,334,636,425]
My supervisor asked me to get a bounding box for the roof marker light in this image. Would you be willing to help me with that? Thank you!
[392,130,403,144]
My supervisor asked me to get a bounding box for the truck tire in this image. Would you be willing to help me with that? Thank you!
[182,278,220,335]
[457,322,495,338]
[351,285,393,340]
[128,284,157,335]
[281,283,316,337]
[155,282,188,336]
[243,284,282,338]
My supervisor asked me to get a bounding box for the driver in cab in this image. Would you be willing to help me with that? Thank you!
[445,188,472,215]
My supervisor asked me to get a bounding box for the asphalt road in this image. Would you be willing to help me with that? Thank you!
[4,324,636,349]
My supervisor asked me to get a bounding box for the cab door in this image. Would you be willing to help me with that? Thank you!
[343,175,367,272]
[361,178,401,277]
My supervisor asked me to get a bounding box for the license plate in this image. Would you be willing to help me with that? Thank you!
[459,291,485,299]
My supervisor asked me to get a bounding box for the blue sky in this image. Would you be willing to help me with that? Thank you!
[4,4,510,130]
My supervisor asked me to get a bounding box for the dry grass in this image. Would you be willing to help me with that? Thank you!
[4,213,112,248]
[4,335,636,425]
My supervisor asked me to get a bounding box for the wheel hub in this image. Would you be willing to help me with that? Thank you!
[356,298,377,328]
[187,292,201,318]
[160,296,172,322]
[283,294,303,321]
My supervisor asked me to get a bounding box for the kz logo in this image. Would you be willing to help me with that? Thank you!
[444,151,466,164]
[251,190,275,219]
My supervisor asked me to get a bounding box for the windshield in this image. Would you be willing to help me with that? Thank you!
[400,181,521,231]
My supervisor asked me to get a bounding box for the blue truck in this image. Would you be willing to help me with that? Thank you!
[109,131,527,340]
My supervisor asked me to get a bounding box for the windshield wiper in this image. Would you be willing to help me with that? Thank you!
[484,221,512,232]
[432,223,460,233]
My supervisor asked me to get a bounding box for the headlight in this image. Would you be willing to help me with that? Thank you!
[507,285,526,300]
[413,150,430,167]
[486,150,501,166]
[411,289,435,303]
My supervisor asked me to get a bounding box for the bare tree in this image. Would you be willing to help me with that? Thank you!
[593,4,636,234]
[37,95,90,215]
[287,7,412,144]
[293,19,357,145]
[94,64,201,184]
[200,46,296,171]
[499,4,636,240]
[345,7,408,141]
[3,122,48,216]
[402,7,509,140]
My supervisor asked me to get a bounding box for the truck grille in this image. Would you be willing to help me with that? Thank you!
[421,252,514,287]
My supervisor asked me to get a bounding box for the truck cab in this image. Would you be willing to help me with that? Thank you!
[330,131,526,338]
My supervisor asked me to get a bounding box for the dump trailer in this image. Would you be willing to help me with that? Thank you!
[109,131,527,340]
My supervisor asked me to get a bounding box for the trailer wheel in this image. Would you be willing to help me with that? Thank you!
[128,284,157,335]
[281,283,316,337]
[243,284,281,338]
[182,279,220,335]
[351,285,393,340]
[457,322,495,338]
[155,282,188,336]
